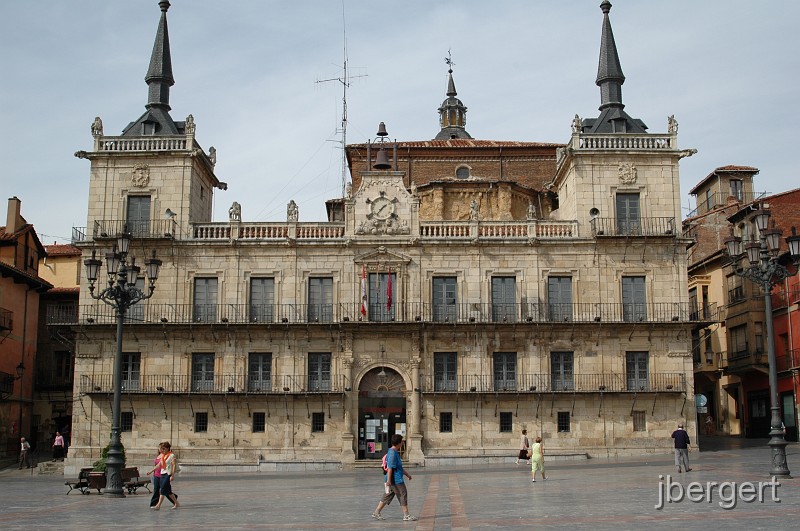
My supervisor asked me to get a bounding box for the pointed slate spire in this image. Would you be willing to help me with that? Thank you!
[596,0,625,111]
[582,1,647,134]
[146,0,175,111]
[122,1,180,136]
[435,53,472,140]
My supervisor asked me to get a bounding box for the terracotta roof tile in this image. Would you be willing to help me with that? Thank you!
[44,244,81,256]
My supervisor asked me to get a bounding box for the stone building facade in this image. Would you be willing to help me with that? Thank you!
[61,1,703,473]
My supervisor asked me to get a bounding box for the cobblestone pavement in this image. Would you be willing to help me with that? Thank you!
[0,442,798,530]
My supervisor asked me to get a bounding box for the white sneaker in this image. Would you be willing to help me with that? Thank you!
[403,514,417,521]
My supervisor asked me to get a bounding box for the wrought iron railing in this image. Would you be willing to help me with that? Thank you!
[1,371,15,396]
[91,219,176,240]
[80,373,349,394]
[420,372,686,393]
[590,217,676,237]
[685,191,768,219]
[35,370,73,390]
[776,349,800,372]
[52,301,717,326]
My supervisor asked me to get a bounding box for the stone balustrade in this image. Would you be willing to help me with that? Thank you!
[97,136,190,152]
[575,133,673,150]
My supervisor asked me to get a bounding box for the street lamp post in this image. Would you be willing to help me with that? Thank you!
[724,210,800,479]
[15,362,24,441]
[84,232,161,497]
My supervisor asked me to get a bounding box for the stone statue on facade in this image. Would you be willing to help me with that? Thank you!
[345,182,352,199]
[618,162,637,185]
[91,116,103,137]
[668,115,678,134]
[208,146,217,165]
[185,114,196,135]
[228,201,241,221]
[470,199,479,221]
[287,200,299,222]
[571,114,583,134]
[527,200,537,221]
[410,181,417,196]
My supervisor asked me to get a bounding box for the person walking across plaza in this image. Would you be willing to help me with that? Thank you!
[671,422,692,473]
[18,437,31,469]
[152,442,180,510]
[146,445,176,508]
[372,434,416,521]
[52,432,65,461]
[515,429,530,465]
[530,436,547,482]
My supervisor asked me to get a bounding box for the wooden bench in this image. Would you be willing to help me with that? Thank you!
[122,466,151,494]
[87,471,106,493]
[65,467,94,495]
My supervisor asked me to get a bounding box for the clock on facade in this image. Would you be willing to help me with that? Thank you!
[367,192,397,220]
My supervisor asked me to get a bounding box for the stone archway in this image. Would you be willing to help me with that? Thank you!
[357,367,407,461]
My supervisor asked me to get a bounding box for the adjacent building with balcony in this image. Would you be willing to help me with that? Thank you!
[684,166,800,440]
[0,197,52,458]
[63,2,703,472]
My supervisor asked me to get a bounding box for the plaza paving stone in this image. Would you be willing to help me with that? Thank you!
[1,439,798,530]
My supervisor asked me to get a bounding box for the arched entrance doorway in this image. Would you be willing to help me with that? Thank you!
[358,367,406,461]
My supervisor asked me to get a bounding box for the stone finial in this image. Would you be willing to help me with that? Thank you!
[208,146,216,166]
[571,114,582,134]
[185,114,196,135]
[668,115,678,134]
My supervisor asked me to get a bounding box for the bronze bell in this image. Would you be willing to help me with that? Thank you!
[373,148,391,170]
[376,122,388,137]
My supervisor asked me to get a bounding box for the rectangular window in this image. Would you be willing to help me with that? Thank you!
[312,412,325,433]
[730,179,743,201]
[252,412,266,433]
[54,350,72,380]
[192,353,215,392]
[632,410,646,432]
[493,352,517,391]
[688,287,698,320]
[626,351,649,391]
[432,277,457,322]
[120,411,133,432]
[616,193,641,235]
[434,352,457,391]
[248,353,272,392]
[499,412,513,433]
[440,412,453,433]
[622,276,647,322]
[308,277,333,323]
[121,352,141,391]
[368,272,396,322]
[491,276,516,322]
[250,278,275,323]
[729,325,748,357]
[755,322,764,354]
[126,195,151,238]
[308,352,331,391]
[691,329,701,365]
[193,277,218,323]
[705,189,715,212]
[550,352,574,391]
[547,276,573,322]
[704,332,714,364]
[727,274,745,304]
[557,412,571,432]
[194,412,208,433]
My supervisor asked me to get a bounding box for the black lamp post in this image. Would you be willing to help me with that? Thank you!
[15,362,24,441]
[724,210,800,479]
[84,232,161,497]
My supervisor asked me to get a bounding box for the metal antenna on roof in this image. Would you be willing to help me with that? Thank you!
[316,0,367,198]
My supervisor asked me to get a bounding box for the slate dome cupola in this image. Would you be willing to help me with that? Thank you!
[435,53,472,140]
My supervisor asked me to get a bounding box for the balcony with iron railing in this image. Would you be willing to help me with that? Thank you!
[0,306,12,331]
[772,288,800,310]
[725,348,765,371]
[35,370,74,391]
[79,373,349,394]
[420,372,686,393]
[776,349,800,373]
[49,301,717,327]
[685,191,768,219]
[590,217,676,238]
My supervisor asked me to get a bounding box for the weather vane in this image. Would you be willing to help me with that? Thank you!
[445,49,455,73]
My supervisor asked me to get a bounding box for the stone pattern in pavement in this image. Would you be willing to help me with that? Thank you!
[0,442,798,530]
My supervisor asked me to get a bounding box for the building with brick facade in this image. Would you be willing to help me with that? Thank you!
[62,1,705,473]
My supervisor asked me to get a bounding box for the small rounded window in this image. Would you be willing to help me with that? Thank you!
[455,165,471,179]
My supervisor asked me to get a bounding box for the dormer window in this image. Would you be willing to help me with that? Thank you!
[142,122,157,135]
[455,165,471,179]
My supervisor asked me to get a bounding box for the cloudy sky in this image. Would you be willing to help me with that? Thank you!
[2,1,798,243]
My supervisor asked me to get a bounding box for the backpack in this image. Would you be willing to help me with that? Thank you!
[381,453,388,474]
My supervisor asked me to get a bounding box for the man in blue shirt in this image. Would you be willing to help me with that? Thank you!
[372,434,417,521]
